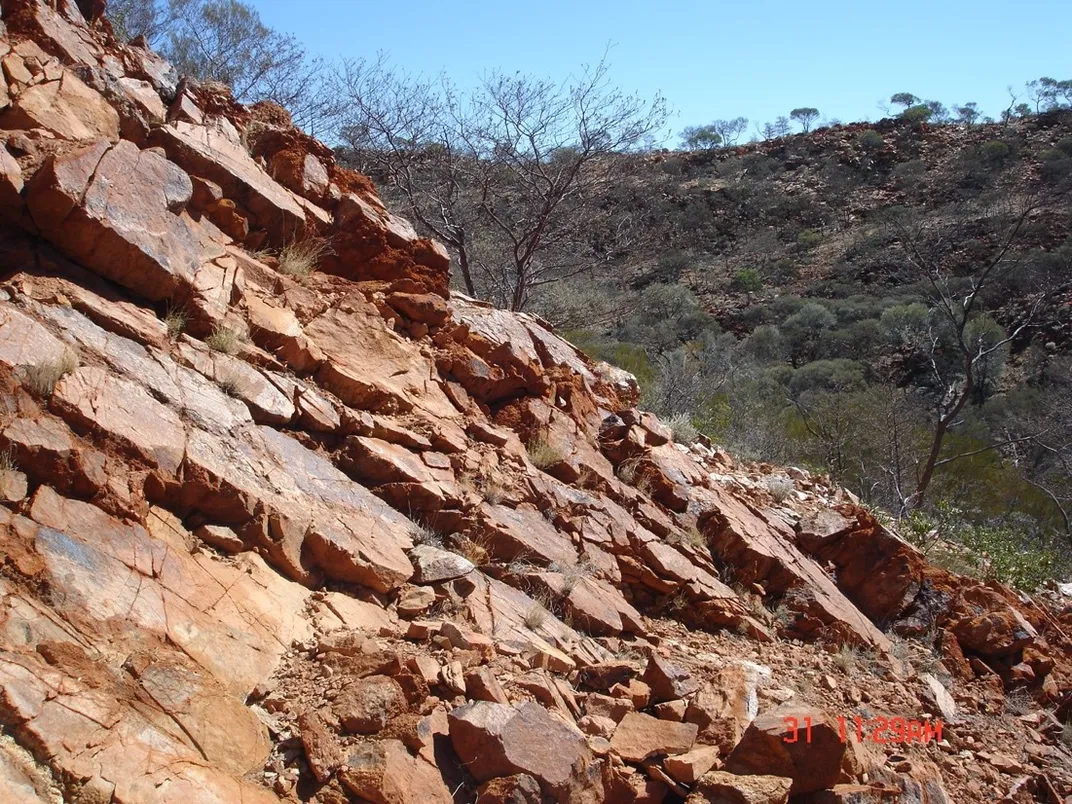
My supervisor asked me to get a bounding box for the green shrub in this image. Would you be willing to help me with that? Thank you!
[796,228,823,250]
[902,505,1062,591]
[900,104,933,124]
[762,259,799,286]
[891,159,926,190]
[654,251,691,282]
[856,130,884,151]
[730,268,763,293]
[1039,148,1071,182]
[789,359,867,397]
[979,140,1011,166]
[666,412,699,445]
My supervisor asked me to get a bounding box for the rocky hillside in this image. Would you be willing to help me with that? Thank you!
[1,2,1072,803]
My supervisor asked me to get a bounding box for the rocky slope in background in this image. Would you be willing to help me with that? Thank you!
[0,2,1071,802]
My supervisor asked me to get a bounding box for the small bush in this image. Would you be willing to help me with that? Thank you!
[1040,148,1071,182]
[526,435,566,470]
[730,268,763,293]
[654,251,691,282]
[0,449,16,474]
[796,229,823,250]
[979,140,1012,166]
[765,475,794,502]
[666,412,699,445]
[762,259,799,286]
[277,238,330,280]
[205,325,243,355]
[904,505,1060,591]
[856,130,884,151]
[24,350,78,396]
[900,104,933,124]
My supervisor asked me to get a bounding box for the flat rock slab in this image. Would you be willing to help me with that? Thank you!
[410,544,475,583]
[610,712,698,763]
[21,488,311,694]
[52,366,187,474]
[689,770,792,804]
[27,139,223,303]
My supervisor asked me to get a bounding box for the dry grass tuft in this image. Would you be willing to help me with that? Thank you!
[526,434,566,470]
[277,238,331,280]
[454,533,491,567]
[667,523,707,550]
[164,306,187,340]
[765,475,795,503]
[24,350,78,396]
[215,371,242,397]
[524,602,549,631]
[205,325,244,355]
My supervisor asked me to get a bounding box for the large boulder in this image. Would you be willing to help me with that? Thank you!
[0,67,119,141]
[724,705,850,795]
[26,139,222,302]
[150,119,319,246]
[448,701,599,801]
[338,739,454,804]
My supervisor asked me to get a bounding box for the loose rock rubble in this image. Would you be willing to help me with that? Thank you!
[0,3,1071,803]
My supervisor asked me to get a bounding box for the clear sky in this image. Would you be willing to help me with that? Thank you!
[251,0,1070,143]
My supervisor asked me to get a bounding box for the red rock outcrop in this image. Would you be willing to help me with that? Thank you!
[0,3,1069,803]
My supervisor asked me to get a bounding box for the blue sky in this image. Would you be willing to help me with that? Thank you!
[252,0,1070,143]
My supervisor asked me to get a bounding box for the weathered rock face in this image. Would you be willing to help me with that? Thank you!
[725,706,850,795]
[26,138,219,303]
[0,5,1070,804]
[448,701,598,801]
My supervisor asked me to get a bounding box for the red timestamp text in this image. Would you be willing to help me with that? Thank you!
[782,715,943,745]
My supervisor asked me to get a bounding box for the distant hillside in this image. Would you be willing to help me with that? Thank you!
[561,113,1072,335]
[518,113,1072,575]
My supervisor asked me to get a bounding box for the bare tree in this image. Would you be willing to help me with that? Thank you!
[1004,358,1072,543]
[107,0,187,43]
[709,117,749,147]
[334,53,667,311]
[108,0,334,134]
[886,196,1044,511]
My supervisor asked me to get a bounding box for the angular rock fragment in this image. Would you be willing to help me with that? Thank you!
[725,705,848,795]
[610,712,698,763]
[448,701,598,801]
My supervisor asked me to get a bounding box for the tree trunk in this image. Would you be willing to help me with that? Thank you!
[509,262,527,312]
[457,246,476,297]
[911,379,973,510]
